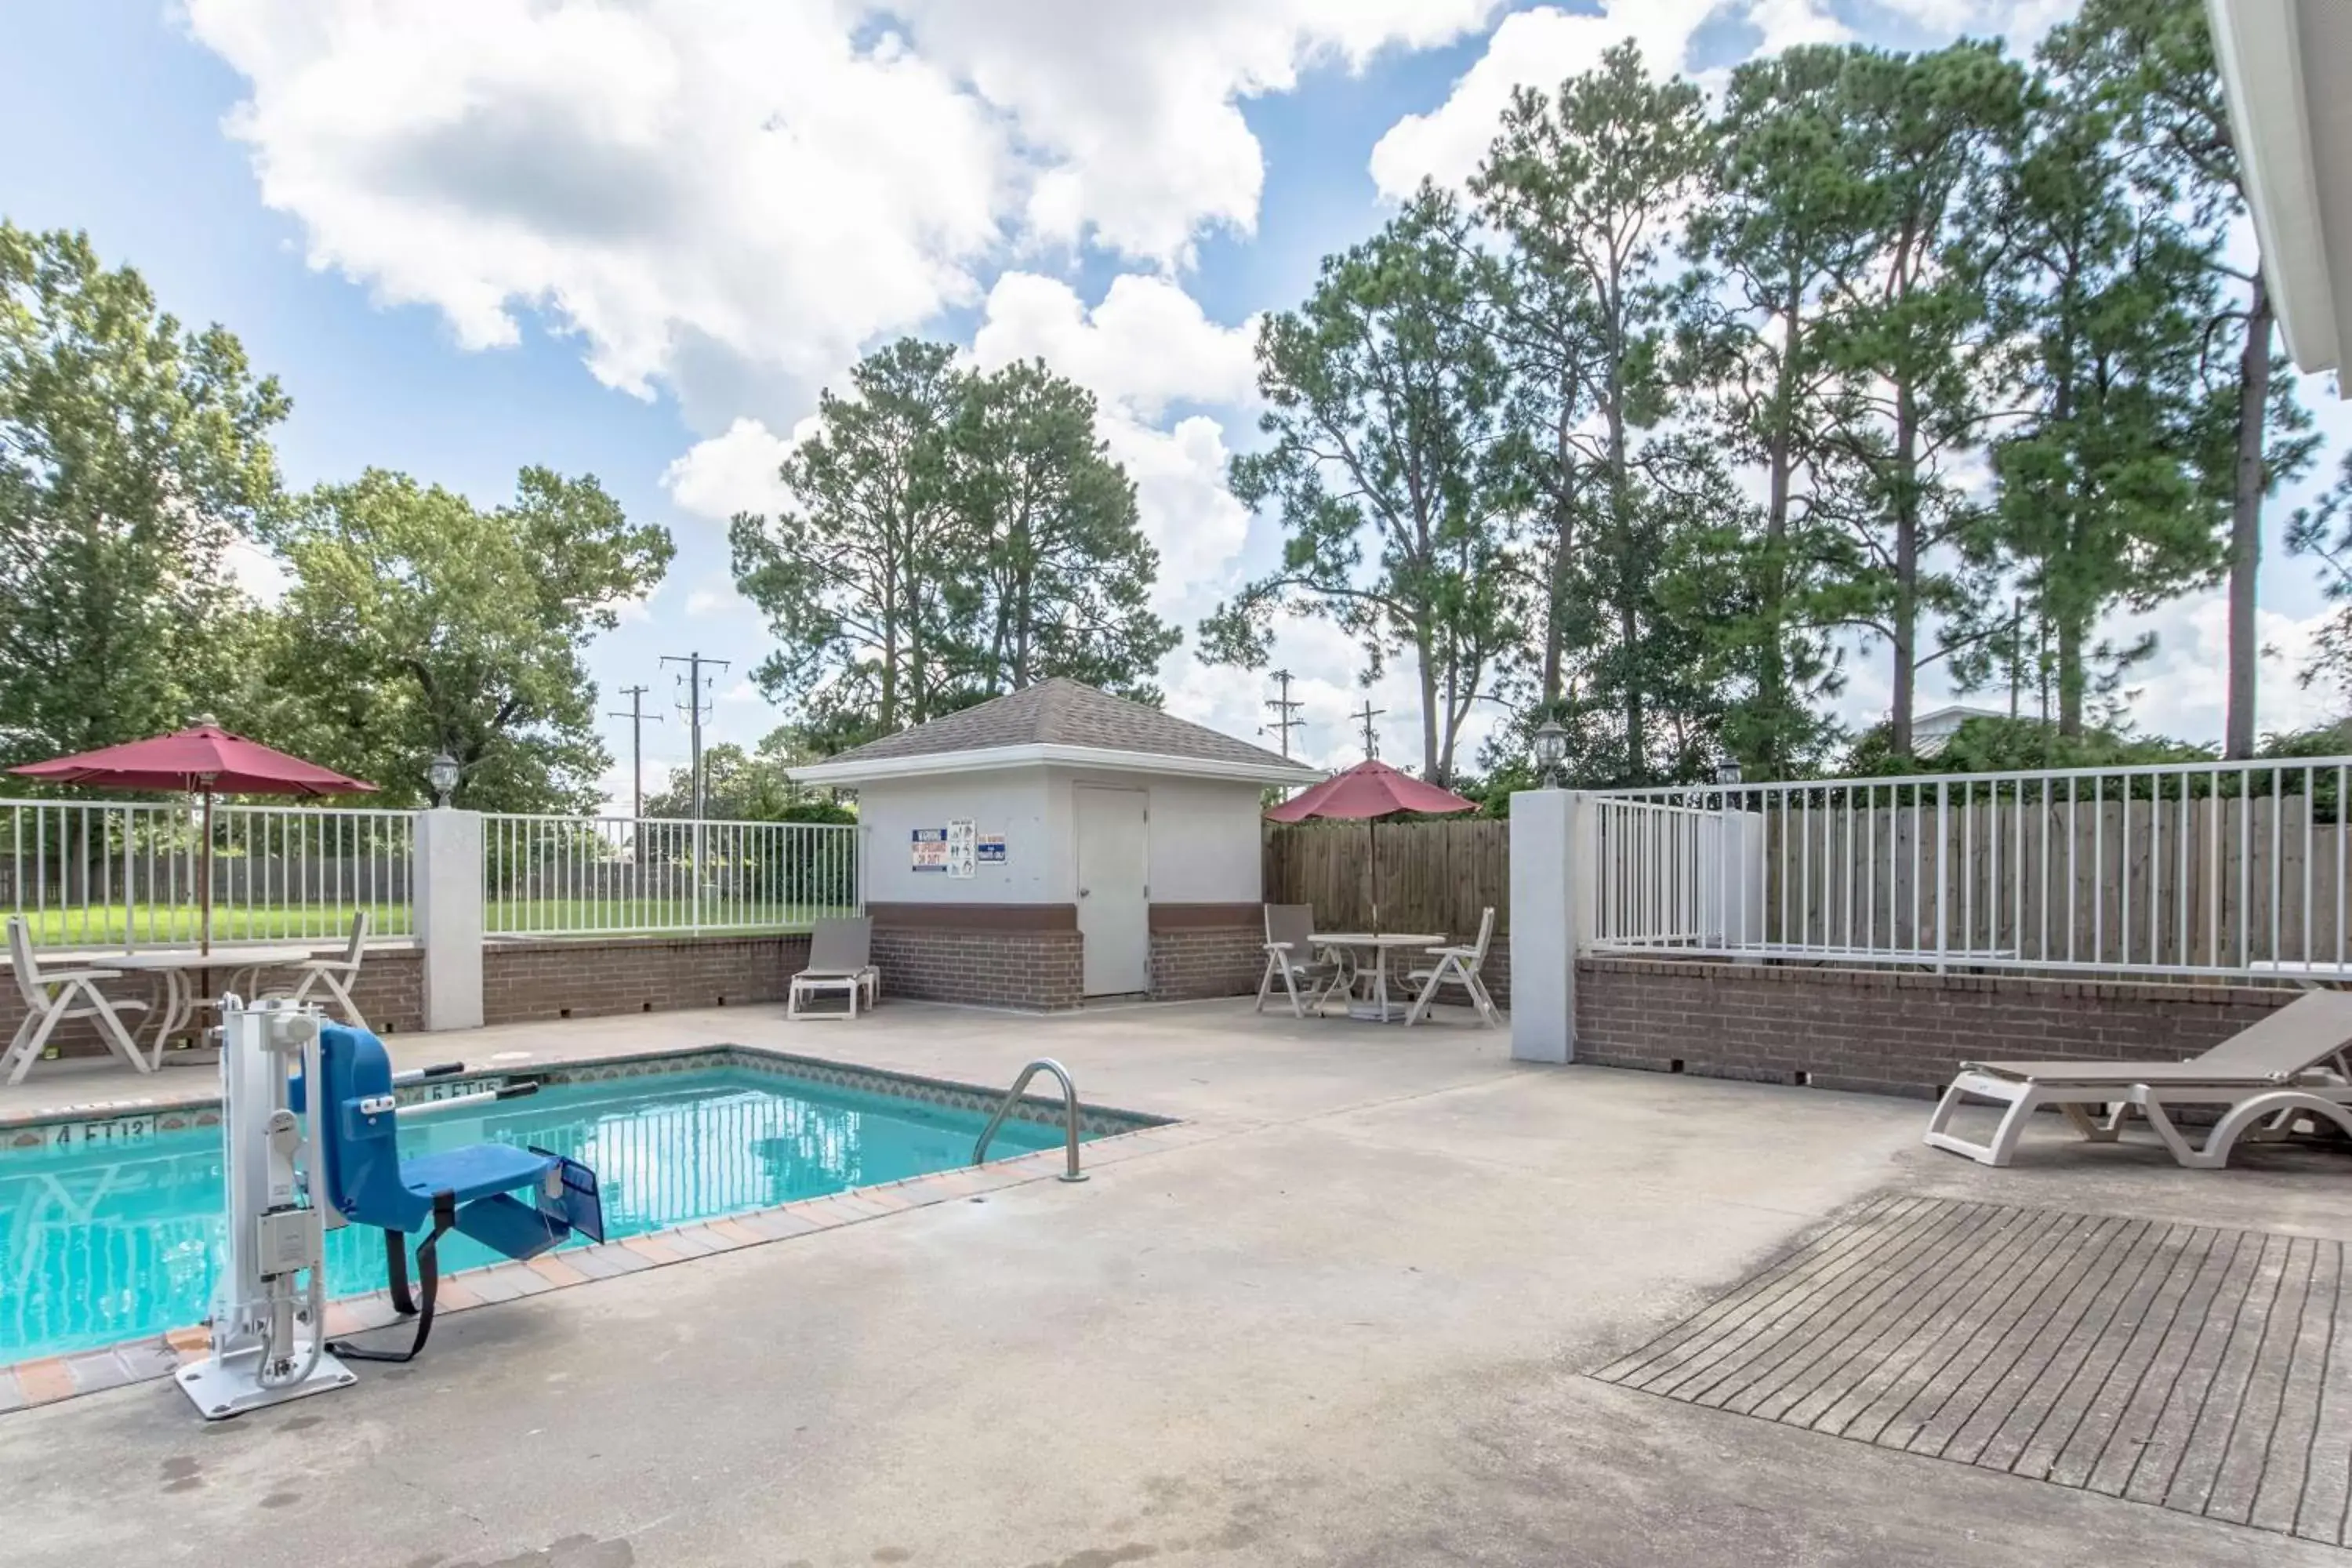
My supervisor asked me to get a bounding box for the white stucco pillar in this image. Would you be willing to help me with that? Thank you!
[1509,789,1590,1064]
[416,808,484,1032]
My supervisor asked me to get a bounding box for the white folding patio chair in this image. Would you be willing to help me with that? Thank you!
[1255,904,1341,1018]
[264,910,372,1029]
[2,916,153,1084]
[1405,906,1501,1029]
[789,916,879,1021]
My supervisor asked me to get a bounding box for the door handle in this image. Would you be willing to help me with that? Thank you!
[1080,887,1091,898]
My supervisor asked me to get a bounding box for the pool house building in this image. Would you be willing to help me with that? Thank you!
[789,680,1323,1011]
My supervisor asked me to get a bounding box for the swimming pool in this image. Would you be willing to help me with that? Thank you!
[0,1059,1105,1365]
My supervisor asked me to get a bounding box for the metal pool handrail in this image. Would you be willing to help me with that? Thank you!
[972,1058,1087,1183]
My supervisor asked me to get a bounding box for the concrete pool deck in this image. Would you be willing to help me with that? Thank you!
[3,996,2349,1566]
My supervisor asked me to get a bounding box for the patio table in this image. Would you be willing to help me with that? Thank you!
[107,946,321,1054]
[1314,932,1443,1023]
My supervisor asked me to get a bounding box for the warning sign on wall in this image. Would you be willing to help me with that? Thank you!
[946,818,977,879]
[910,826,948,873]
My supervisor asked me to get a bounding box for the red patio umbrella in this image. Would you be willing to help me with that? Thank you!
[1265,759,1477,932]
[11,723,376,953]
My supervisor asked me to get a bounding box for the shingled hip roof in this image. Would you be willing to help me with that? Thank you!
[787,678,1323,785]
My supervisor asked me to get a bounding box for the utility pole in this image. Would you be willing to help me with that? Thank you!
[1352,699,1385,760]
[606,684,661,819]
[661,652,728,819]
[1259,669,1306,759]
[2006,598,2024,723]
[662,651,728,935]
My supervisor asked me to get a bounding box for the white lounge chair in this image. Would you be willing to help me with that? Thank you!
[1405,906,1501,1029]
[1255,904,1342,1018]
[261,910,372,1028]
[1924,988,2352,1168]
[789,917,879,1021]
[2,916,153,1083]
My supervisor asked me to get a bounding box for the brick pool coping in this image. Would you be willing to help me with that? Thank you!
[0,1114,1224,1416]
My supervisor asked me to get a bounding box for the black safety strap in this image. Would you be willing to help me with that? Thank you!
[331,1190,457,1364]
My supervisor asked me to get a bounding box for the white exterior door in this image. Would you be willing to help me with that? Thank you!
[1075,786,1150,996]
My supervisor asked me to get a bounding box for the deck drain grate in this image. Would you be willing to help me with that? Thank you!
[1592,1194,2352,1545]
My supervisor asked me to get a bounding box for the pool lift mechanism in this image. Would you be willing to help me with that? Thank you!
[180,996,604,1420]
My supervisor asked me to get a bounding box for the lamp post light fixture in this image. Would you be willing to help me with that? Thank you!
[426,751,460,808]
[1532,717,1568,788]
[1715,757,1744,788]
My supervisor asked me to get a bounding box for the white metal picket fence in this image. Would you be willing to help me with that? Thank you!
[482,813,863,937]
[1589,757,2352,980]
[1,798,416,948]
[2,798,863,948]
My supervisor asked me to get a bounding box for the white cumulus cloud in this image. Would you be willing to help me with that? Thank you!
[971,272,1261,600]
[971,272,1259,421]
[893,0,1501,263]
[1372,2,1840,198]
[2111,593,2341,744]
[660,416,805,523]
[1859,0,2080,40]
[186,0,1008,410]
[183,0,1501,417]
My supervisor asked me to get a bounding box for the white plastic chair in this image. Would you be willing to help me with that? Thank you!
[1405,907,1501,1029]
[789,917,879,1020]
[1256,904,1342,1018]
[2,916,154,1083]
[264,910,372,1029]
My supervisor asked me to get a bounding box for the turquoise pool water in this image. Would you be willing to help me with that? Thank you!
[0,1068,1075,1364]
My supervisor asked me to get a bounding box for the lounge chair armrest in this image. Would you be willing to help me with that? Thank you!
[39,967,125,982]
[1263,940,1295,954]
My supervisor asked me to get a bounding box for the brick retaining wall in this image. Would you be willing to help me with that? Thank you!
[349,949,423,1033]
[0,945,424,1062]
[1148,925,1262,1000]
[1573,957,2295,1099]
[482,934,810,1025]
[2,934,816,1065]
[870,927,1083,1011]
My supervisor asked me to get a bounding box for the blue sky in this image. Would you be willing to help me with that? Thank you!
[4,0,2344,804]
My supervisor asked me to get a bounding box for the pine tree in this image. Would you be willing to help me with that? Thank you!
[1979,61,2227,737]
[1683,44,1881,777]
[1820,42,2028,759]
[1471,42,1715,782]
[1202,186,1517,785]
[2049,0,2319,759]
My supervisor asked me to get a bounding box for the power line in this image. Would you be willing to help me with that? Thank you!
[660,652,729,819]
[1352,699,1385,760]
[1259,669,1306,759]
[605,684,662,820]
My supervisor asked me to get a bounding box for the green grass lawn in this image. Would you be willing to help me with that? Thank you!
[15,900,848,946]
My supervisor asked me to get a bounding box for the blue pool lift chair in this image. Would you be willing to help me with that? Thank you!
[299,1023,604,1362]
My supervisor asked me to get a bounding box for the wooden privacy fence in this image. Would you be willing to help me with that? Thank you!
[1263,819,1508,938]
[1754,791,2349,970]
[1595,759,2352,979]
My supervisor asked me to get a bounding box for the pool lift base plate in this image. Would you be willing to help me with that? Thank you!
[177,1341,355,1421]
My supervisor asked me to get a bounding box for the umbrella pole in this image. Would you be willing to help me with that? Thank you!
[1370,816,1380,935]
[200,789,213,958]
